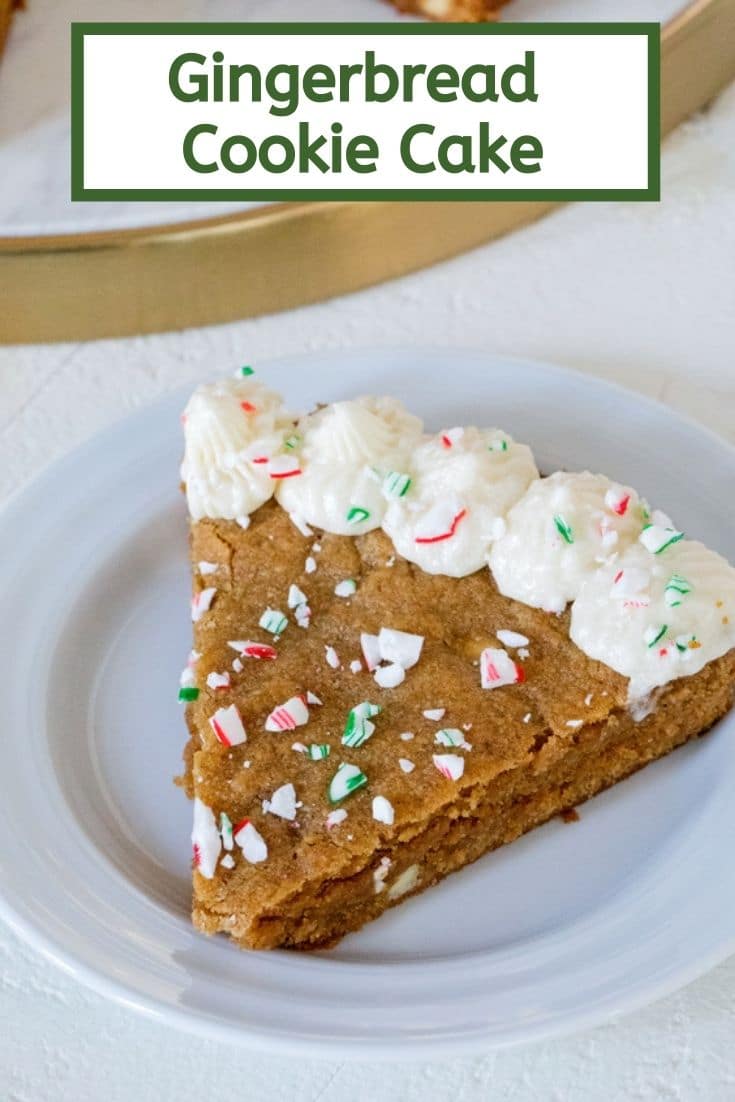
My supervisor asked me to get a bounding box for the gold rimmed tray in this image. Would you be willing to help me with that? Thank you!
[1,0,733,345]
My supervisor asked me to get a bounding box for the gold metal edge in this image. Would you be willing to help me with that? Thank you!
[1,0,733,345]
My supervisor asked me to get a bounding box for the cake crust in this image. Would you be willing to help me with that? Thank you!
[184,502,735,950]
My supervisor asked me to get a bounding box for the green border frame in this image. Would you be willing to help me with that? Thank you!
[70,22,661,203]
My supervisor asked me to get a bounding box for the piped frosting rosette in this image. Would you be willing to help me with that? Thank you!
[382,427,538,577]
[275,396,423,535]
[571,537,735,702]
[488,471,646,613]
[181,372,296,524]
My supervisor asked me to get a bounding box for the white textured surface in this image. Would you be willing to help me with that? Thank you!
[1,85,735,1102]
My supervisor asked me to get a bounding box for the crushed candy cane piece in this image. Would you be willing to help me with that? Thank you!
[665,574,692,607]
[423,708,445,721]
[305,556,317,574]
[191,587,216,622]
[238,365,255,377]
[382,471,412,500]
[220,854,235,869]
[235,515,250,530]
[179,686,199,702]
[233,818,268,864]
[441,426,464,447]
[372,796,395,825]
[265,695,310,731]
[262,782,300,820]
[480,647,525,689]
[325,645,341,669]
[228,640,278,660]
[496,629,530,648]
[640,524,684,555]
[288,584,308,609]
[209,704,247,747]
[360,632,382,671]
[294,604,312,628]
[219,812,234,851]
[259,607,288,635]
[304,743,331,760]
[488,436,509,452]
[350,659,363,674]
[400,731,414,741]
[644,624,668,648]
[604,485,632,515]
[435,728,471,749]
[328,763,368,804]
[675,633,701,653]
[335,579,357,598]
[399,758,415,773]
[414,500,467,544]
[268,454,302,479]
[553,515,574,544]
[232,657,243,672]
[206,671,230,691]
[433,753,465,781]
[346,506,371,525]
[192,798,221,879]
[342,701,382,747]
[306,691,323,705]
[326,808,348,829]
[198,561,219,575]
[374,662,405,688]
[566,719,583,729]
[378,627,424,669]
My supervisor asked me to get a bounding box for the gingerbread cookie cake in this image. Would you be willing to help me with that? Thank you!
[179,370,735,951]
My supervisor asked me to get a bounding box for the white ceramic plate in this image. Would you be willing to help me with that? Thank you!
[0,348,733,1059]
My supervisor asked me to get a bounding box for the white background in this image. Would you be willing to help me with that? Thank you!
[82,31,651,192]
[1,74,735,1097]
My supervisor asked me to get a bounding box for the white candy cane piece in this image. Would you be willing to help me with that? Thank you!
[326,808,348,829]
[209,704,247,746]
[496,629,530,648]
[422,708,445,721]
[604,484,632,516]
[372,796,395,825]
[480,647,525,689]
[262,782,300,820]
[192,798,221,879]
[374,663,405,689]
[378,627,424,669]
[288,584,308,609]
[206,671,230,691]
[433,754,465,781]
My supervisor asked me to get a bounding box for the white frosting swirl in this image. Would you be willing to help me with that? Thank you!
[276,397,423,534]
[382,427,538,577]
[181,376,294,522]
[489,471,646,613]
[570,539,735,702]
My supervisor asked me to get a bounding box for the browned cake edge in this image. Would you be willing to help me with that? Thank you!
[192,649,735,949]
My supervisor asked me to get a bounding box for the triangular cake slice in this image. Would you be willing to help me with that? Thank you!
[179,372,735,950]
